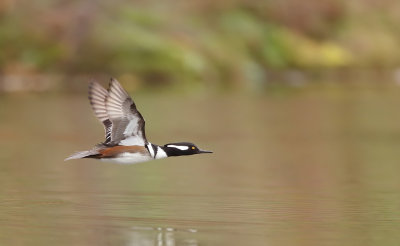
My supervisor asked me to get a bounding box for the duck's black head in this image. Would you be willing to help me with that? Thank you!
[162,142,213,157]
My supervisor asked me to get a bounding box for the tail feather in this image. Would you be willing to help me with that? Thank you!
[64,149,99,161]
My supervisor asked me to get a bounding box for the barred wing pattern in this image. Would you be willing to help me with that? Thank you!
[88,78,147,146]
[88,81,112,143]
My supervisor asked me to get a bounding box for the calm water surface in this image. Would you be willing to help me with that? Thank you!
[1,82,400,245]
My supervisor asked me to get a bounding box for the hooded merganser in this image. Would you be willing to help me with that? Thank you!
[65,78,212,164]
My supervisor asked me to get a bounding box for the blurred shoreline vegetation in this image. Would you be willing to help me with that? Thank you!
[1,0,400,92]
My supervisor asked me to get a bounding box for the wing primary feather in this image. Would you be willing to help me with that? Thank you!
[105,78,147,145]
[88,80,113,143]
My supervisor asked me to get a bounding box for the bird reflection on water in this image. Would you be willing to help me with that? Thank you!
[128,226,198,246]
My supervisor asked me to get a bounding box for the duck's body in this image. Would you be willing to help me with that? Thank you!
[65,78,212,164]
[69,143,168,164]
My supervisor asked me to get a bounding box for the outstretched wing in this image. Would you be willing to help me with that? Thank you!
[105,78,147,146]
[88,81,112,143]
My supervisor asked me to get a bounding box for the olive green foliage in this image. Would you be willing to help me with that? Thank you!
[1,0,400,86]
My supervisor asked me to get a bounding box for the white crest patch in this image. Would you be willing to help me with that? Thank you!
[167,145,189,151]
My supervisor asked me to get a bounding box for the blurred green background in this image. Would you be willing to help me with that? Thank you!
[2,0,400,91]
[2,1,400,246]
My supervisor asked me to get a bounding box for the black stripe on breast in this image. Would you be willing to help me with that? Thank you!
[151,144,158,159]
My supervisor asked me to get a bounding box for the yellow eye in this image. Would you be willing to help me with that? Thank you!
[191,146,195,150]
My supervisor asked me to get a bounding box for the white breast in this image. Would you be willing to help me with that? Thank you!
[146,143,168,160]
[155,146,168,159]
[100,152,153,165]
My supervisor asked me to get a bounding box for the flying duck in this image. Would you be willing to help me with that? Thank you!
[65,78,212,164]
